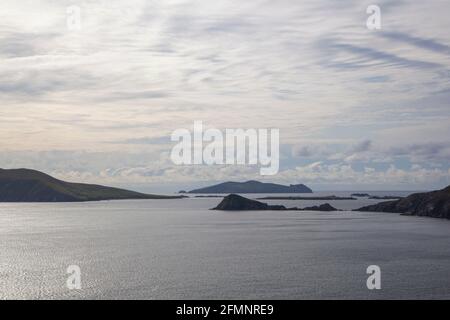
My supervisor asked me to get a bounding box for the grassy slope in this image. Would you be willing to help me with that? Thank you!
[0,168,182,202]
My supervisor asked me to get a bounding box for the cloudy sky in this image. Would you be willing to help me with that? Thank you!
[1,0,450,192]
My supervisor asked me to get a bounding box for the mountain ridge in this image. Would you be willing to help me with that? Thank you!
[187,180,312,194]
[0,168,183,202]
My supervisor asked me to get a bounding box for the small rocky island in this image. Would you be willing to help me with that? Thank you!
[212,194,339,211]
[356,185,450,219]
[351,193,370,197]
[257,195,355,200]
[351,193,403,199]
[368,195,404,200]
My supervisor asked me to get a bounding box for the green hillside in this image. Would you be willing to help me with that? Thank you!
[0,168,183,202]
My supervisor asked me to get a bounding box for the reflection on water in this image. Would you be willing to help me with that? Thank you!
[0,191,449,299]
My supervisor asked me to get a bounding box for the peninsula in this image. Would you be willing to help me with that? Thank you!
[0,168,184,202]
[356,185,450,219]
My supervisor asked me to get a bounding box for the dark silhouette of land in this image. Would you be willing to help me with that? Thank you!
[368,195,404,200]
[356,185,450,219]
[188,180,312,194]
[0,168,184,202]
[257,195,355,200]
[351,193,370,197]
[194,195,223,198]
[212,194,338,211]
[351,193,403,199]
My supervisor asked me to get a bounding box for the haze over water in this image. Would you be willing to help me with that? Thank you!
[1,193,449,299]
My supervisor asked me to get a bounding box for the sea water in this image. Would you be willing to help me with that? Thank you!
[0,192,449,299]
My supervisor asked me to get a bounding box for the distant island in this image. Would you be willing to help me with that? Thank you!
[356,185,450,219]
[194,195,223,198]
[211,186,450,219]
[351,193,403,199]
[0,168,184,202]
[257,195,355,200]
[187,180,313,194]
[212,194,338,211]
[368,195,404,200]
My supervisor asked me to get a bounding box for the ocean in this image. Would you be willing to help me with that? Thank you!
[1,191,449,299]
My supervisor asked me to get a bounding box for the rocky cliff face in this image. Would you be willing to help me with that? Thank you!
[356,186,450,219]
[302,203,337,212]
[212,194,279,210]
[212,194,338,211]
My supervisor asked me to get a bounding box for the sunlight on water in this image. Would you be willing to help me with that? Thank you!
[0,193,449,299]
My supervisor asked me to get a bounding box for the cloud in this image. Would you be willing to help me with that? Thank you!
[109,136,171,145]
[361,75,390,83]
[291,146,312,157]
[387,143,450,162]
[0,0,449,190]
[381,32,450,56]
[0,32,60,58]
[277,162,450,189]
[352,140,372,153]
[319,40,443,70]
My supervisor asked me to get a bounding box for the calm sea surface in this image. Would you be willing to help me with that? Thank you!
[1,191,449,299]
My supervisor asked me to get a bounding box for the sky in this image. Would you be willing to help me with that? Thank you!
[1,0,450,192]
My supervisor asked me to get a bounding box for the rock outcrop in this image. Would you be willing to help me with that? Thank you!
[212,194,281,210]
[258,195,355,200]
[351,193,370,197]
[212,194,339,211]
[302,203,338,211]
[368,196,404,200]
[356,186,450,219]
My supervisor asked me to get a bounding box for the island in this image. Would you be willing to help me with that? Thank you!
[0,168,185,202]
[188,180,312,194]
[211,194,338,211]
[257,195,355,200]
[351,193,370,197]
[368,196,404,200]
[301,203,338,211]
[350,193,403,199]
[194,195,223,198]
[356,185,450,219]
